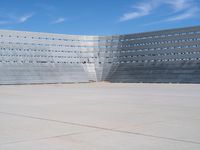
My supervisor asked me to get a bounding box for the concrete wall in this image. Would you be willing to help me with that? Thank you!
[105,26,200,83]
[0,26,200,84]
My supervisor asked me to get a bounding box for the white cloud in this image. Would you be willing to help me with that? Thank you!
[0,12,34,25]
[165,7,199,21]
[165,0,190,11]
[17,13,34,23]
[119,0,199,22]
[51,17,66,24]
[119,2,157,22]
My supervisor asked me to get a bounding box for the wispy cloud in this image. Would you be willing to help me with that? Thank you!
[34,3,67,25]
[165,7,199,21]
[0,12,34,25]
[16,13,34,23]
[51,17,66,24]
[165,0,190,11]
[119,0,199,23]
[119,2,157,22]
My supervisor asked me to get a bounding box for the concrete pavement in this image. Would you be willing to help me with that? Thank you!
[0,83,200,150]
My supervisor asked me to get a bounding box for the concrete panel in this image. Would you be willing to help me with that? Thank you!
[0,83,200,149]
[0,26,200,84]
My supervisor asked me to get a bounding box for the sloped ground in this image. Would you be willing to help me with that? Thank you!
[0,83,200,150]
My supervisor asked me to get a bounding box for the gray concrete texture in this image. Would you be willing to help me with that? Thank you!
[0,83,200,149]
[0,26,200,84]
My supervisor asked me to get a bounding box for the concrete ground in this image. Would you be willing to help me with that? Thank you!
[0,83,200,150]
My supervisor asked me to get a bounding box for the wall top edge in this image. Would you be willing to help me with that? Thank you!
[0,25,200,39]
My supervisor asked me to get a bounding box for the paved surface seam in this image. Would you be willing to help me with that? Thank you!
[1,111,200,145]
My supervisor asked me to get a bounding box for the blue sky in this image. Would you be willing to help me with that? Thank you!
[0,0,199,35]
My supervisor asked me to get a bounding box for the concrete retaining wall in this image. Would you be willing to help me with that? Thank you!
[0,26,200,84]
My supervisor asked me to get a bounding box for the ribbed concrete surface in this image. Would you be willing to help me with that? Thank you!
[0,83,200,150]
[106,61,200,83]
[0,26,200,84]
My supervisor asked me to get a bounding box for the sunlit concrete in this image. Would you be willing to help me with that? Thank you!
[0,83,200,150]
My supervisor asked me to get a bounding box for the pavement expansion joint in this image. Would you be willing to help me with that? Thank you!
[0,130,98,146]
[1,111,200,145]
